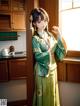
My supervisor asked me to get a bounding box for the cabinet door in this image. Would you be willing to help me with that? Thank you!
[57,62,66,81]
[11,12,26,31]
[67,64,80,83]
[11,0,25,11]
[0,14,11,30]
[0,0,10,11]
[0,60,8,82]
[8,58,27,80]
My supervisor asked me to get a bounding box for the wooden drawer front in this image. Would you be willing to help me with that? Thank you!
[67,64,80,83]
[9,59,27,80]
[0,60,8,82]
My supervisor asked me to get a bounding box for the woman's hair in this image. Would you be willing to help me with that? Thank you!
[30,8,49,31]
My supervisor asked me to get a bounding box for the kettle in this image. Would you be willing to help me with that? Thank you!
[1,48,9,56]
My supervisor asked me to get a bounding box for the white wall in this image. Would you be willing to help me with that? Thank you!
[59,82,80,106]
[0,31,26,52]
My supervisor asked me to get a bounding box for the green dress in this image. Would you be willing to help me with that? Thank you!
[32,31,66,106]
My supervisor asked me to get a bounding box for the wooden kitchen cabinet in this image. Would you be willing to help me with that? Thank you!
[11,0,25,11]
[9,58,27,80]
[67,63,80,82]
[57,58,80,83]
[0,60,8,82]
[0,12,26,31]
[0,0,25,11]
[0,0,11,30]
[0,58,27,82]
[0,0,26,31]
[0,0,11,11]
[11,0,26,31]
[0,13,11,30]
[11,12,26,31]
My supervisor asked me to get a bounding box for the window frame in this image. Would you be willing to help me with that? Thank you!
[59,0,80,57]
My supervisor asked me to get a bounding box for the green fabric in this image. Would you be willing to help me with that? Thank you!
[32,32,66,106]
[0,32,17,41]
[32,33,66,76]
[32,35,50,76]
[33,68,60,106]
[54,38,66,61]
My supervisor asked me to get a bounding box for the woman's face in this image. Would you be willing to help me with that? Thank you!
[34,16,48,31]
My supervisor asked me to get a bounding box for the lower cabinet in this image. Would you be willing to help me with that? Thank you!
[66,63,80,82]
[0,58,27,106]
[57,62,66,81]
[57,59,80,83]
[0,60,8,82]
[9,58,27,80]
[0,58,27,82]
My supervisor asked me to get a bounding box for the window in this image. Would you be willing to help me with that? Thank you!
[59,0,80,51]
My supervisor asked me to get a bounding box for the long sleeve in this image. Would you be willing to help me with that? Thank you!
[54,38,67,61]
[32,36,50,70]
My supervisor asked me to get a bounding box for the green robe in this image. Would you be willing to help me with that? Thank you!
[32,31,66,106]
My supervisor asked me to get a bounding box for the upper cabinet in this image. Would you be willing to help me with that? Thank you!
[0,13,11,30]
[11,12,26,31]
[11,0,25,11]
[0,0,11,11]
[0,0,26,31]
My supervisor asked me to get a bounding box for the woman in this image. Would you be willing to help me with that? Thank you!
[30,8,67,106]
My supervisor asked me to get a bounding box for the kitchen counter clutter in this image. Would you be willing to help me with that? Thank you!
[0,51,27,82]
[0,51,27,60]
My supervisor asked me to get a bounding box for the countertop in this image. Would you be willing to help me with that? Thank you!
[63,57,80,64]
[0,51,27,60]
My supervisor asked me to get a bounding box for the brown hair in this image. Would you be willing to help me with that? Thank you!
[30,8,49,31]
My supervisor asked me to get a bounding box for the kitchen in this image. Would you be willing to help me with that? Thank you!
[0,0,28,106]
[0,0,80,106]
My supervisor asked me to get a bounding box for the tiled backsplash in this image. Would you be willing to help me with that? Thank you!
[0,31,27,54]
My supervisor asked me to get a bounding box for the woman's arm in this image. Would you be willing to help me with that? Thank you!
[32,36,50,69]
[51,26,67,60]
[52,26,67,51]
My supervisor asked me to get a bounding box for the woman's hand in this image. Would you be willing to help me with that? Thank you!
[52,26,67,50]
[52,26,61,39]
